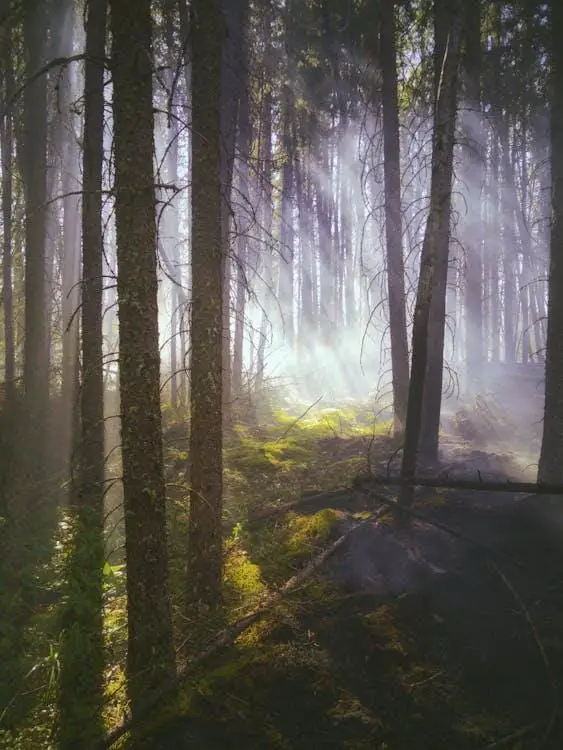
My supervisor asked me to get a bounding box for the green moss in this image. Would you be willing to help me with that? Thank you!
[285,508,341,556]
[223,546,267,612]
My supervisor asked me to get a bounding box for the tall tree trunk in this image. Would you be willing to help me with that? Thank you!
[165,1,182,410]
[499,119,516,362]
[400,0,462,505]
[232,16,252,400]
[187,0,225,610]
[417,0,462,465]
[58,1,106,744]
[380,0,410,432]
[279,83,295,348]
[462,0,484,389]
[256,90,274,391]
[55,0,81,477]
[111,0,176,713]
[538,0,563,483]
[296,152,314,342]
[220,0,247,427]
[1,22,14,401]
[23,0,49,488]
[489,128,501,361]
[178,0,192,407]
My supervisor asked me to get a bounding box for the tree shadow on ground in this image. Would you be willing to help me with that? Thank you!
[143,444,563,749]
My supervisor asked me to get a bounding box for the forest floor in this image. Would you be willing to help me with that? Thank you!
[3,401,563,750]
[139,403,563,750]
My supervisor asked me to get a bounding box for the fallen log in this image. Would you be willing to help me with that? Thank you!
[355,473,563,496]
[93,505,386,750]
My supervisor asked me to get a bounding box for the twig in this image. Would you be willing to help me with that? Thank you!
[245,487,361,529]
[275,394,324,441]
[488,561,559,750]
[485,721,541,749]
[93,505,386,749]
[407,670,444,691]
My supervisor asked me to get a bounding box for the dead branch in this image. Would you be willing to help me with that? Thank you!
[353,484,549,576]
[93,505,386,749]
[275,394,324,441]
[245,487,357,529]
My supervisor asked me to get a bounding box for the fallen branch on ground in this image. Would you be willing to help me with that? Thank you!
[93,504,386,750]
[353,483,563,581]
[246,487,357,529]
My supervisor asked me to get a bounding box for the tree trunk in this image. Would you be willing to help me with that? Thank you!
[499,119,516,362]
[232,45,251,400]
[489,128,501,361]
[58,1,106,745]
[400,0,462,505]
[220,0,247,427]
[22,0,49,487]
[55,0,81,477]
[279,83,295,348]
[462,0,484,389]
[111,0,176,713]
[417,0,462,466]
[256,90,274,391]
[538,0,563,483]
[380,0,410,432]
[187,0,225,610]
[165,2,182,410]
[1,22,14,401]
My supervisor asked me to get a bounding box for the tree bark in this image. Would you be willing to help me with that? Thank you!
[1,21,14,401]
[22,0,49,485]
[380,0,410,433]
[538,0,563,484]
[232,43,251,400]
[462,0,484,390]
[58,1,107,745]
[417,0,463,466]
[220,0,247,427]
[400,0,462,506]
[279,82,295,348]
[187,0,225,610]
[111,0,176,713]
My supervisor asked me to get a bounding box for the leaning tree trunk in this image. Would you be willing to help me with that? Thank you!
[380,0,410,433]
[538,0,563,484]
[187,0,225,611]
[400,0,462,507]
[110,0,176,714]
[58,1,106,745]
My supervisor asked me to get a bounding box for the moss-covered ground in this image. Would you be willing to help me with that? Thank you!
[143,407,563,750]
[3,405,563,749]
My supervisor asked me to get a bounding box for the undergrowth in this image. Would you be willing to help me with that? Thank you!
[5,403,557,750]
[1,404,389,749]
